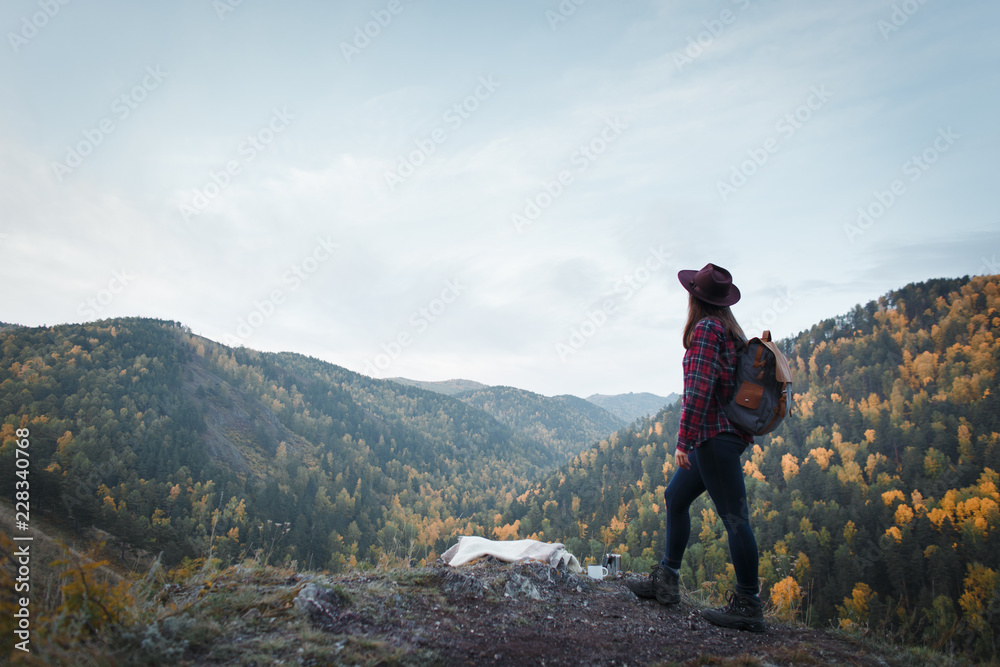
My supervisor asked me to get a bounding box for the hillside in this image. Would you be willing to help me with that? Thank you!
[587,391,679,424]
[387,379,625,460]
[454,385,624,461]
[506,275,1000,660]
[0,320,576,569]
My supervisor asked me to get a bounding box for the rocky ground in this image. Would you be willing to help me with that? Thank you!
[163,557,948,667]
[378,561,871,666]
[7,524,962,667]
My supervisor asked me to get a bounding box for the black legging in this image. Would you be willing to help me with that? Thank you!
[662,432,759,596]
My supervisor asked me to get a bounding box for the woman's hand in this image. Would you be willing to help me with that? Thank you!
[675,450,691,470]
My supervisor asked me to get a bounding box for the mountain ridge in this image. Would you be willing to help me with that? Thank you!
[453,384,624,462]
[586,390,679,424]
[387,377,488,396]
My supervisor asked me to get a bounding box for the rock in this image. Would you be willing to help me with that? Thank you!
[504,573,542,600]
[442,570,489,598]
[294,583,368,634]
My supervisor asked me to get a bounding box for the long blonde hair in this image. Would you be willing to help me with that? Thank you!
[683,294,747,349]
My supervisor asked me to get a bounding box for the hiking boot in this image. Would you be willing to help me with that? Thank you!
[625,564,680,605]
[702,591,766,632]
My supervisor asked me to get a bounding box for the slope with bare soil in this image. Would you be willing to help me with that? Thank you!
[303,559,904,666]
[124,558,956,667]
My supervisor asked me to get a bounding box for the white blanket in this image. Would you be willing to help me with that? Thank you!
[440,536,582,572]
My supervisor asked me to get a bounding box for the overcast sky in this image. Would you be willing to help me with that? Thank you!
[2,0,998,398]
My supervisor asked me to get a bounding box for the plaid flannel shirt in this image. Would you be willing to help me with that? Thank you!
[676,317,752,453]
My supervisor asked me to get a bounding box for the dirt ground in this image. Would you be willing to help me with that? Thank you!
[2,505,950,666]
[292,558,901,666]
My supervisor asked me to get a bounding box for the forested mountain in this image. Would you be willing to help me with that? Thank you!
[387,378,624,460]
[0,321,568,569]
[388,377,487,396]
[586,391,679,424]
[391,375,669,439]
[453,385,624,461]
[504,275,1000,659]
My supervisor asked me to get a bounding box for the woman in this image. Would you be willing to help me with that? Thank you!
[626,262,765,633]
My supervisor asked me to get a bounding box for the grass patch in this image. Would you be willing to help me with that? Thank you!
[825,626,973,667]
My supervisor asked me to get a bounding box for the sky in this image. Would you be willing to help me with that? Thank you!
[1,0,998,398]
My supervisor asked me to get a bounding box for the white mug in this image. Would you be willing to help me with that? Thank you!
[587,565,609,580]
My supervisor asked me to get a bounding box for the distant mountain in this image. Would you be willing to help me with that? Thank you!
[586,391,678,423]
[388,377,488,396]
[0,319,567,568]
[454,385,624,461]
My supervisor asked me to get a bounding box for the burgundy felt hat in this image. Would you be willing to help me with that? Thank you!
[677,263,741,307]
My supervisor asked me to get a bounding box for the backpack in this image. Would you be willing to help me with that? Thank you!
[724,330,793,436]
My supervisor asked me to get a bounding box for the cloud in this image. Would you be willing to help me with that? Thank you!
[2,0,997,396]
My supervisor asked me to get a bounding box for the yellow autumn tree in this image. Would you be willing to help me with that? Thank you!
[843,520,857,548]
[770,575,802,621]
[894,504,915,526]
[958,563,998,636]
[838,582,876,629]
[882,489,905,506]
[781,454,800,481]
[809,447,834,470]
[493,520,521,541]
[600,515,627,546]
